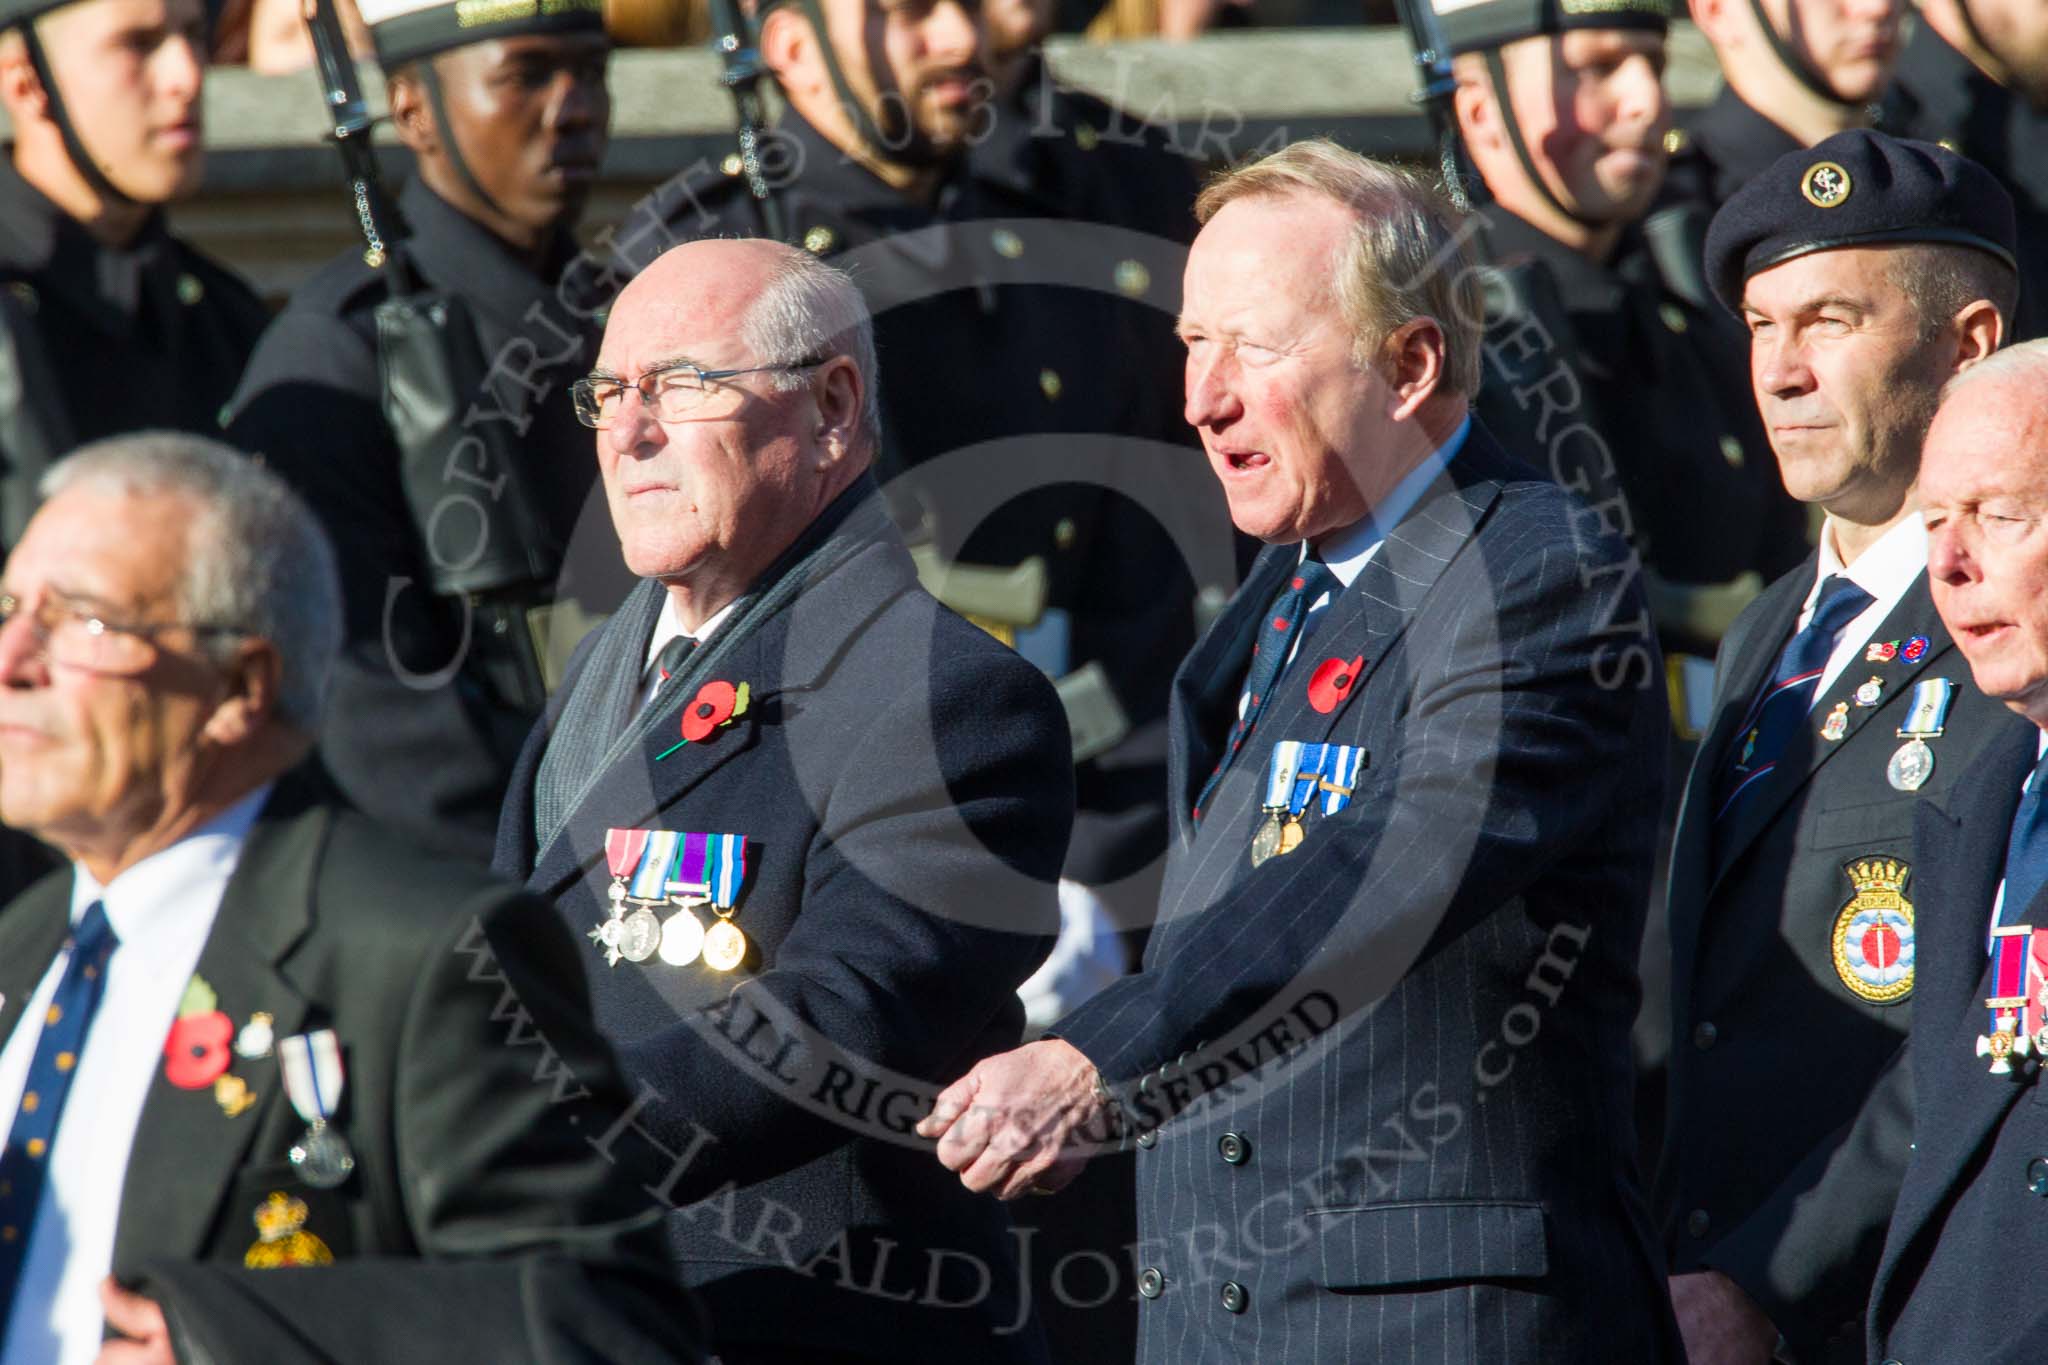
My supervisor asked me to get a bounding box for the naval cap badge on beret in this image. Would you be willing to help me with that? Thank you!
[1429,0,1672,58]
[357,0,607,69]
[1702,128,2018,314]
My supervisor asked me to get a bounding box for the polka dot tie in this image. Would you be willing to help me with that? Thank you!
[1194,559,1339,821]
[0,900,117,1300]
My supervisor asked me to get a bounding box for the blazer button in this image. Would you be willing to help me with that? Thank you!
[1218,1132,1250,1165]
[1693,1021,1718,1050]
[1136,1128,1158,1149]
[2028,1157,2048,1196]
[1220,1281,1248,1314]
[1686,1208,1710,1238]
[1137,1267,1165,1299]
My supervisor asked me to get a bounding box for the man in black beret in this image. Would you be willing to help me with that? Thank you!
[1669,0,1906,216]
[1888,0,2048,341]
[1660,128,2018,1364]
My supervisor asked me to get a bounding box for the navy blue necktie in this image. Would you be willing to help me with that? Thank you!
[1712,574,1874,837]
[0,901,118,1310]
[1996,748,2048,936]
[1195,559,1338,819]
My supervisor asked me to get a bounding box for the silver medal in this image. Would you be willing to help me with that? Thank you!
[658,908,706,966]
[290,1120,356,1190]
[617,908,663,963]
[1887,737,1934,792]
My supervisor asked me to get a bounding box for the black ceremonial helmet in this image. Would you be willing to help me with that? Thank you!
[356,0,608,219]
[1420,0,1673,228]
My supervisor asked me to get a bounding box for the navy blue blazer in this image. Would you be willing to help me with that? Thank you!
[1053,422,1680,1363]
[494,502,1071,1363]
[1867,715,2048,1362]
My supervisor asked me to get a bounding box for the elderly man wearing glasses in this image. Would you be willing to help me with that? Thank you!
[493,237,1071,1365]
[0,431,705,1364]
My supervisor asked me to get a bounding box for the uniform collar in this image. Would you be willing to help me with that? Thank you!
[394,177,581,328]
[1479,204,1625,309]
[0,151,175,330]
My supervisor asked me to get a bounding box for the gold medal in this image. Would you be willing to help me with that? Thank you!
[1250,812,1283,866]
[702,919,748,972]
[1277,818,1306,855]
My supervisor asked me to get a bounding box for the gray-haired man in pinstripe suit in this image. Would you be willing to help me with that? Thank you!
[920,139,1681,1362]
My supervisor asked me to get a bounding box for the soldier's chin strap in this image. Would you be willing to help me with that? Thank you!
[19,28,138,211]
[416,57,511,225]
[1950,0,2001,78]
[1482,48,1616,231]
[1745,0,1866,110]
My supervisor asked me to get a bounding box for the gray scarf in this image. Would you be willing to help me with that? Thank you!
[530,478,888,859]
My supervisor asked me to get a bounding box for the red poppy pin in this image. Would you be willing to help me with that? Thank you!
[1307,655,1364,714]
[656,680,752,760]
[164,975,233,1090]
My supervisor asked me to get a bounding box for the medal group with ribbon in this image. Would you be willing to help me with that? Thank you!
[1815,633,1952,795]
[1250,740,1365,868]
[596,828,751,971]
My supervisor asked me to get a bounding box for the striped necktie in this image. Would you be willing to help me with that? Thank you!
[1195,559,1338,820]
[1712,574,1874,836]
[0,900,118,1306]
[1996,747,2048,938]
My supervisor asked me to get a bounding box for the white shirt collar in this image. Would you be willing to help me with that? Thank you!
[643,592,742,678]
[67,783,271,944]
[1811,510,1927,614]
[1306,415,1472,588]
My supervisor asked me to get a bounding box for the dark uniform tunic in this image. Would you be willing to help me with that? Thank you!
[624,109,1222,906]
[0,154,269,533]
[225,178,629,863]
[1887,18,2048,340]
[1661,86,1807,218]
[1476,206,1809,662]
[1473,203,1811,1181]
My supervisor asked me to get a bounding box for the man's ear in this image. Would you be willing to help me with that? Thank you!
[0,30,49,127]
[201,639,284,748]
[1450,55,1496,151]
[1382,316,1449,420]
[385,62,440,157]
[760,5,815,90]
[1689,0,1732,45]
[1949,298,2005,373]
[812,355,864,461]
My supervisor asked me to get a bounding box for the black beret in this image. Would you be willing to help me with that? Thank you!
[1703,128,2018,315]
[1431,0,1671,57]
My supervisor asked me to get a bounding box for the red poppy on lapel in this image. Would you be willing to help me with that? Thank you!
[1308,655,1364,714]
[164,1011,234,1089]
[657,681,753,759]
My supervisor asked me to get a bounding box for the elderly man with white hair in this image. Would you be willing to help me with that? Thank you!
[0,432,701,1365]
[494,238,1072,1364]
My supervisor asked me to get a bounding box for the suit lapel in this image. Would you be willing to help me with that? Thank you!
[1166,436,1505,903]
[0,874,70,1046]
[1709,573,1948,887]
[1169,549,1291,839]
[527,537,919,902]
[112,800,322,1268]
[1879,723,2039,1286]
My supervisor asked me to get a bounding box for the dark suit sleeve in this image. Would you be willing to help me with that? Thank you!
[1057,499,1667,1085]
[136,888,708,1364]
[226,311,519,863]
[1702,1042,1914,1354]
[611,646,1071,1197]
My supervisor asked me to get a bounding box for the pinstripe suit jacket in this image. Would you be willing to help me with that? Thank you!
[1054,423,1680,1363]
